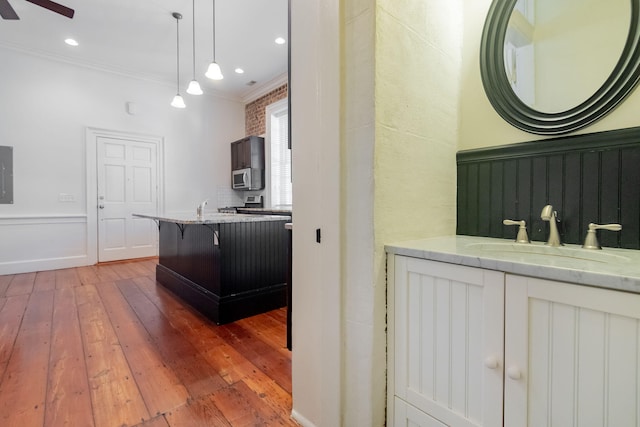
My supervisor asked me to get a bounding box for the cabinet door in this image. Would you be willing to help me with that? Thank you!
[231,139,249,169]
[231,137,265,171]
[393,256,504,427]
[239,138,250,168]
[231,140,241,170]
[505,275,640,427]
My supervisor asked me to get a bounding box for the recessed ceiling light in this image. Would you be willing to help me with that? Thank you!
[275,37,286,45]
[235,68,244,74]
[64,38,78,46]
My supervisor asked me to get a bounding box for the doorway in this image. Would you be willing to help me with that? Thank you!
[86,128,164,264]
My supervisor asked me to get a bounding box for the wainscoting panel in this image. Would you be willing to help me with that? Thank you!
[0,215,89,274]
[457,127,640,249]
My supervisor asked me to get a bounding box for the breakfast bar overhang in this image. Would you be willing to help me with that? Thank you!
[134,213,291,325]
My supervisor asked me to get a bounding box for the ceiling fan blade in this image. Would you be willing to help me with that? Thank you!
[0,0,19,19]
[25,0,74,18]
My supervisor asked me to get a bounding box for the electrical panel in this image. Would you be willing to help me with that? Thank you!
[0,146,13,204]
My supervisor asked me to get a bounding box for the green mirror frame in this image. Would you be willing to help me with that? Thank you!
[480,0,640,135]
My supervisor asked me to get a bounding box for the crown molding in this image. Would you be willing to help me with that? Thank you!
[240,72,288,104]
[0,42,244,103]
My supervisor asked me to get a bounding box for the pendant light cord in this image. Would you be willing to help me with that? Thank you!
[212,0,216,62]
[192,0,196,79]
[176,15,180,92]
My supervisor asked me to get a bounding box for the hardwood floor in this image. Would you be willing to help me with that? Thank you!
[0,259,296,427]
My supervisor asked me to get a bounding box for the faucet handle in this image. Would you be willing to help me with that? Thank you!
[582,223,622,250]
[589,223,622,232]
[503,219,530,243]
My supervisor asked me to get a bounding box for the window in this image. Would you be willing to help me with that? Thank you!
[267,100,291,207]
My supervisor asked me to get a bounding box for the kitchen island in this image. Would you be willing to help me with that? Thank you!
[133,213,291,324]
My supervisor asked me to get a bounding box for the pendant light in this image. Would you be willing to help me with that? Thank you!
[186,0,203,95]
[171,12,186,108]
[205,0,223,80]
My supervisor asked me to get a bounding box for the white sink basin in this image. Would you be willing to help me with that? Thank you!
[465,242,630,264]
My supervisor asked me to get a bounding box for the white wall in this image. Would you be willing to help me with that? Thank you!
[343,0,376,424]
[290,0,342,425]
[0,46,244,274]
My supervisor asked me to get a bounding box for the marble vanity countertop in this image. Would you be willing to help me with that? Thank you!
[386,235,640,294]
[132,212,291,224]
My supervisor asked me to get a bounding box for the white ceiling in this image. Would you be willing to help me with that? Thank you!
[0,0,289,99]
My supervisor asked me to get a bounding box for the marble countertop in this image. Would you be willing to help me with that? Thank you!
[133,212,291,224]
[386,235,640,294]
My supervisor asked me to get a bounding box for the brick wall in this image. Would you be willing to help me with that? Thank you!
[245,83,288,136]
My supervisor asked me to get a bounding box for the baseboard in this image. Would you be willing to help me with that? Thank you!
[0,255,89,275]
[290,409,317,427]
[0,214,89,275]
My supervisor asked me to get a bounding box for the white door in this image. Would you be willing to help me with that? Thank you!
[97,136,158,262]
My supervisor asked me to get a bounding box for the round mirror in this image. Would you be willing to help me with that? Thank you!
[481,0,640,135]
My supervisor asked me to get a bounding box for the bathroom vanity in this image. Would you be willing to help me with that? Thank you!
[134,213,291,325]
[386,236,640,427]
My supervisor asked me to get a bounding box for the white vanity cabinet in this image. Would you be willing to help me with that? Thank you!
[389,256,505,427]
[388,255,640,427]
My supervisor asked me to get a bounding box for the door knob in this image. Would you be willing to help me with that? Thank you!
[507,366,522,380]
[99,204,105,209]
[484,356,499,370]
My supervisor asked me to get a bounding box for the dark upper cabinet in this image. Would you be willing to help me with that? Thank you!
[231,136,265,170]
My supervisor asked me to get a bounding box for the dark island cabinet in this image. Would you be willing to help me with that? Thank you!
[157,218,288,325]
[231,136,265,170]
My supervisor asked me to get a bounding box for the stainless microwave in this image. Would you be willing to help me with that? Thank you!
[232,168,251,190]
[232,167,264,190]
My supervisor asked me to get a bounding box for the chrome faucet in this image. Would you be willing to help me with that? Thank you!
[197,199,208,219]
[540,205,562,247]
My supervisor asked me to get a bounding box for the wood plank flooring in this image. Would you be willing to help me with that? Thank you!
[0,259,296,427]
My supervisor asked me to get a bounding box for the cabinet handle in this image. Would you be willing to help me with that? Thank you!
[484,356,499,370]
[506,366,521,380]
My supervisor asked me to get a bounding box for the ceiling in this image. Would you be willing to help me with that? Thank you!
[0,0,289,99]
